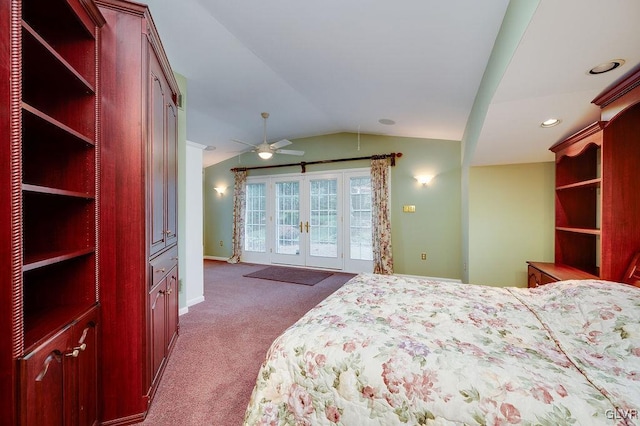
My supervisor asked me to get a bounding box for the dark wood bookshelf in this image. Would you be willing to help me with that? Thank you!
[22,183,94,199]
[22,20,95,94]
[22,102,95,146]
[23,248,95,272]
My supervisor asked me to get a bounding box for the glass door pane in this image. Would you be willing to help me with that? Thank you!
[244,183,266,253]
[349,176,373,261]
[306,177,341,269]
[272,180,304,265]
[343,172,373,273]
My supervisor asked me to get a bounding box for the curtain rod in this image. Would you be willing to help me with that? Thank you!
[231,152,402,174]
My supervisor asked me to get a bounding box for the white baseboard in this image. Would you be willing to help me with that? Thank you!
[204,255,229,261]
[395,273,462,283]
[179,295,205,316]
[188,295,205,307]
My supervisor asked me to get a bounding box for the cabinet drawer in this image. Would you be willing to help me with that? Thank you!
[150,247,178,287]
[527,265,557,288]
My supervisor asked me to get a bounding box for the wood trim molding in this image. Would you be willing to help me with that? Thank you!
[94,0,181,102]
[592,64,640,122]
[80,0,106,27]
[592,63,640,107]
[10,0,24,358]
[549,121,604,158]
[144,16,181,102]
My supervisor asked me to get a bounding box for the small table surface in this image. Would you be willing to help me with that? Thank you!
[527,261,599,281]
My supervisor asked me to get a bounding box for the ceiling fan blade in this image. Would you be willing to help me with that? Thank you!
[270,139,292,149]
[232,138,258,148]
[276,149,305,156]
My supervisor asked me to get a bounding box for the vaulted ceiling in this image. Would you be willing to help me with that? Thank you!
[143,0,640,168]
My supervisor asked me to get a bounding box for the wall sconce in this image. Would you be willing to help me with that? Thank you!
[214,186,226,196]
[415,175,434,186]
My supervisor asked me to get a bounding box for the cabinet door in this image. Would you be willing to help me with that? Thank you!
[19,328,71,426]
[149,279,167,385]
[72,309,98,426]
[165,102,178,248]
[149,69,167,256]
[166,265,179,351]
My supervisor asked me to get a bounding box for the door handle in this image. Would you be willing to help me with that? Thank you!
[299,221,303,233]
[305,222,309,233]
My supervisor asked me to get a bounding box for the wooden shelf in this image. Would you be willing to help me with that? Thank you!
[556,226,601,236]
[23,248,95,272]
[556,178,601,191]
[22,183,94,199]
[22,103,95,146]
[22,20,95,95]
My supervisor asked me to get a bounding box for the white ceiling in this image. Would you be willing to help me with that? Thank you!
[143,0,640,168]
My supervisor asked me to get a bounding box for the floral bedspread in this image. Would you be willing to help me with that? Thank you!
[243,274,640,425]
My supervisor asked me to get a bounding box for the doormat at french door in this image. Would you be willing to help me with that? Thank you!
[243,266,333,286]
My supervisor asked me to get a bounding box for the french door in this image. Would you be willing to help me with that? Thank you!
[242,169,373,273]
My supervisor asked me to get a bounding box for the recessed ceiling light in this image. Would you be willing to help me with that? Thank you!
[588,59,625,75]
[378,118,395,125]
[541,118,561,128]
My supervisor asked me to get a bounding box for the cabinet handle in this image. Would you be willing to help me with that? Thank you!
[156,268,166,273]
[66,349,80,358]
[64,323,93,358]
[152,290,164,310]
[36,352,61,381]
[165,230,173,235]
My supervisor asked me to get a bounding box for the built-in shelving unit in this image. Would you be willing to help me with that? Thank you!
[551,122,603,277]
[1,0,104,423]
[531,65,640,287]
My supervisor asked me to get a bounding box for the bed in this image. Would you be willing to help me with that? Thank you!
[243,274,640,425]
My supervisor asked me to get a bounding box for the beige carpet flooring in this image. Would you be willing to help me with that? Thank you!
[136,260,355,425]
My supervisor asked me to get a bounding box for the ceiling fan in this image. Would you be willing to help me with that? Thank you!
[233,112,304,160]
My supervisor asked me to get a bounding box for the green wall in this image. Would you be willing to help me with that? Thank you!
[469,162,555,287]
[460,0,540,282]
[204,133,462,279]
[199,1,554,286]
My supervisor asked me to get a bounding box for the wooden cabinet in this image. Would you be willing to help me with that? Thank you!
[527,262,598,288]
[532,66,640,284]
[18,307,99,426]
[149,52,179,257]
[0,0,104,423]
[149,248,179,389]
[96,0,180,422]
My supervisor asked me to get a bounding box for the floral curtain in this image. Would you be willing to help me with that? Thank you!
[227,169,248,264]
[371,157,393,274]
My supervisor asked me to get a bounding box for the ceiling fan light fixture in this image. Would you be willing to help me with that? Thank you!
[258,150,273,159]
[588,59,625,75]
[378,118,396,125]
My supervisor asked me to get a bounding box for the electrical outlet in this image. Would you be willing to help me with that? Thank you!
[421,252,427,260]
[219,240,223,246]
